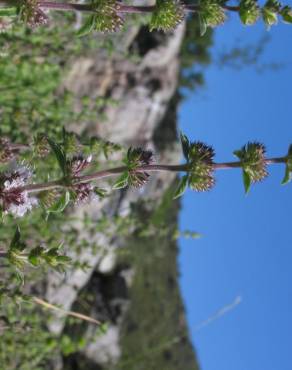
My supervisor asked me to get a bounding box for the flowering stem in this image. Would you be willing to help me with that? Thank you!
[30,2,240,14]
[20,157,286,194]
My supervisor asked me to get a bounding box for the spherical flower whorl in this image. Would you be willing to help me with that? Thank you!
[0,164,38,217]
[239,0,260,25]
[199,1,227,29]
[188,141,215,192]
[72,183,98,205]
[93,0,124,33]
[150,0,185,31]
[21,0,49,28]
[234,142,268,182]
[38,189,60,209]
[127,147,154,167]
[128,172,150,188]
[126,147,154,188]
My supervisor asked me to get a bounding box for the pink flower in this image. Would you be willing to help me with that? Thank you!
[0,164,38,218]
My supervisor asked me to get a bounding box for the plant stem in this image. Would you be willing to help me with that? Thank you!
[19,157,286,194]
[33,2,240,14]
[213,157,287,169]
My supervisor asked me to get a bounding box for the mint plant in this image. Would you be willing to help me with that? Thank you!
[1,0,292,35]
[0,131,291,222]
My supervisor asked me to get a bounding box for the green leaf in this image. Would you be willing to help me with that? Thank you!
[10,226,21,250]
[180,132,190,161]
[10,227,25,252]
[47,191,71,214]
[28,246,44,266]
[94,187,107,198]
[77,15,96,37]
[243,170,251,194]
[0,7,18,17]
[281,6,292,23]
[113,172,129,189]
[47,138,67,176]
[233,150,243,160]
[173,175,188,199]
[281,165,292,185]
[281,144,292,184]
[199,14,207,36]
[56,255,71,264]
[14,270,24,286]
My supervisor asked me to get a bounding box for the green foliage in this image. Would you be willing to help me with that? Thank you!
[282,145,292,184]
[281,5,292,23]
[117,195,199,370]
[5,227,71,279]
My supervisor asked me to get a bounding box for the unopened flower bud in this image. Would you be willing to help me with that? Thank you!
[33,134,50,158]
[0,138,14,164]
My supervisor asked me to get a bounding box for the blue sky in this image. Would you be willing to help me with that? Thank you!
[178,13,292,370]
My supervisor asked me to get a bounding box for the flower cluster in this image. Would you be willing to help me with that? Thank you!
[20,0,49,28]
[149,0,185,31]
[78,0,124,35]
[239,0,260,25]
[0,134,290,218]
[0,164,38,217]
[199,1,227,35]
[68,154,93,177]
[234,142,268,193]
[1,0,292,35]
[127,147,154,188]
[188,141,215,191]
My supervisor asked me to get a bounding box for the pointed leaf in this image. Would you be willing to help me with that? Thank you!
[281,144,292,185]
[10,227,25,252]
[243,170,251,194]
[113,172,129,190]
[47,138,67,176]
[0,7,18,17]
[173,175,188,199]
[47,191,71,214]
[199,15,207,36]
[28,246,44,266]
[77,15,96,37]
[180,132,190,161]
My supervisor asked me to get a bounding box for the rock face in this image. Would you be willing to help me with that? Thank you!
[45,16,199,370]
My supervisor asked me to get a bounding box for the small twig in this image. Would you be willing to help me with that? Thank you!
[32,296,102,325]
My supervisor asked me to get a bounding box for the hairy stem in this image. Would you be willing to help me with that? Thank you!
[19,157,286,194]
[22,1,240,14]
